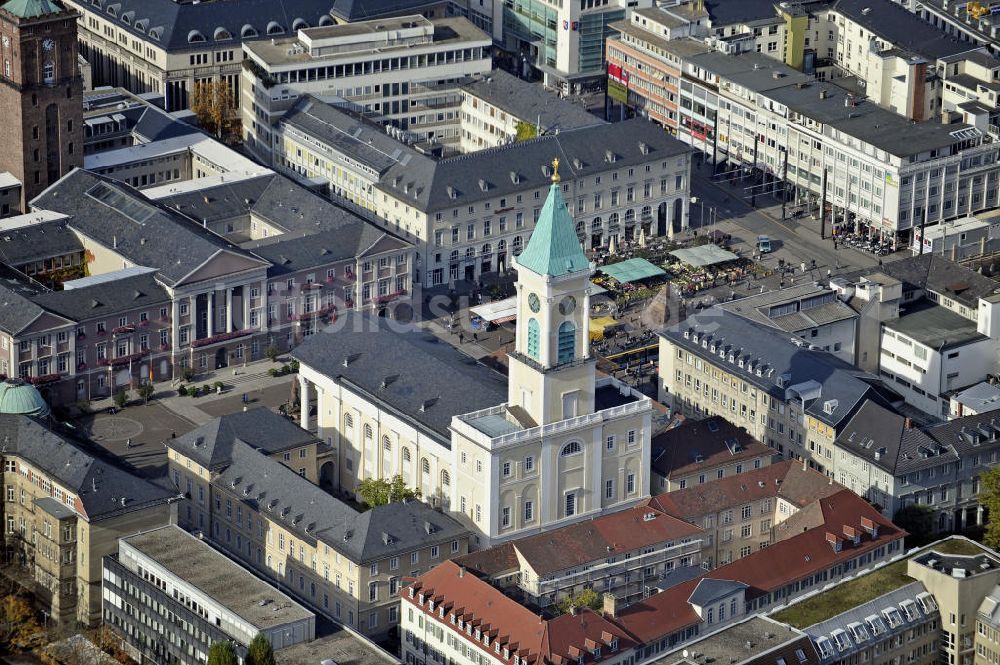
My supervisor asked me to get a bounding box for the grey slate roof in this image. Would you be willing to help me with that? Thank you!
[328,0,447,21]
[0,220,82,266]
[279,97,424,177]
[720,284,857,333]
[460,70,605,134]
[833,0,975,61]
[171,408,319,470]
[0,414,175,521]
[844,253,1000,309]
[30,272,170,322]
[886,300,985,350]
[376,118,691,212]
[70,0,338,53]
[661,308,883,429]
[32,169,267,287]
[0,277,46,335]
[131,106,202,143]
[687,578,748,608]
[834,400,946,476]
[250,228,407,277]
[173,428,467,563]
[292,311,507,441]
[702,0,785,25]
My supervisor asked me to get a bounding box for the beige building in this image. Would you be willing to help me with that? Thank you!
[166,408,470,638]
[0,409,174,626]
[295,162,654,547]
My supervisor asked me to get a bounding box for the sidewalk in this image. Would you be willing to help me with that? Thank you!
[89,358,298,427]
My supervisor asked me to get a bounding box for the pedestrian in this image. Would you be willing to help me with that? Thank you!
[459,332,465,344]
[242,393,248,405]
[473,332,479,342]
[171,431,176,439]
[125,438,132,449]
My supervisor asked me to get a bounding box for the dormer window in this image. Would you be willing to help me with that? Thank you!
[610,639,619,651]
[593,647,601,658]
[449,613,456,624]
[495,643,501,654]
[408,587,415,598]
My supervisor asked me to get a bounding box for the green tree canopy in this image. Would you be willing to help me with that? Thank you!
[207,641,238,665]
[555,588,602,615]
[357,475,421,508]
[515,120,538,141]
[982,467,1000,548]
[245,634,275,665]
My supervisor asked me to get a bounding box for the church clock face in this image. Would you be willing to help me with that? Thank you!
[528,293,540,313]
[559,295,577,316]
[42,38,55,51]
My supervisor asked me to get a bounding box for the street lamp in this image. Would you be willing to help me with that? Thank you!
[691,197,705,229]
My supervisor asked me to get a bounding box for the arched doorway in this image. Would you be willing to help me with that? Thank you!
[320,461,336,489]
[673,199,684,235]
[215,347,228,369]
[657,202,667,236]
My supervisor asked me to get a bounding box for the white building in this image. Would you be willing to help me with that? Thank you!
[294,161,654,546]
[241,15,492,164]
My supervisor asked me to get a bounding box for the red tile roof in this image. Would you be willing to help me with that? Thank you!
[651,418,773,479]
[457,505,703,578]
[405,561,636,665]
[645,460,842,520]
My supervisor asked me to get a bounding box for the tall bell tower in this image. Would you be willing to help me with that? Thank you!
[508,158,596,426]
[0,0,84,210]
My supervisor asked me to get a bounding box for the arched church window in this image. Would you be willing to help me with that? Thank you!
[527,318,540,360]
[558,321,576,364]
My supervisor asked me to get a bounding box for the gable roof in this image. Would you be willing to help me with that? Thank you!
[32,169,267,287]
[514,180,590,278]
[30,272,170,322]
[376,119,690,212]
[0,414,174,521]
[170,408,319,470]
[167,412,468,562]
[660,309,883,429]
[459,505,703,578]
[646,460,843,520]
[406,561,636,665]
[651,417,773,480]
[292,312,507,441]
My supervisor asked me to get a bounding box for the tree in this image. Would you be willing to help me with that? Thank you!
[113,389,129,410]
[137,383,155,404]
[245,633,276,665]
[0,594,44,651]
[982,467,1000,548]
[207,641,238,665]
[265,345,280,363]
[357,475,421,508]
[893,504,935,546]
[515,120,537,142]
[192,80,239,141]
[555,588,602,616]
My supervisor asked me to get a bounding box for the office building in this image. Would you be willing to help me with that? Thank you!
[103,525,315,664]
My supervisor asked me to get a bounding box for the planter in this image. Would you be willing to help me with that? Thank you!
[190,328,254,349]
[27,373,62,386]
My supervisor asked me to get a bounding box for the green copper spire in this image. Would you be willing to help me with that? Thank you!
[0,0,63,18]
[514,158,589,278]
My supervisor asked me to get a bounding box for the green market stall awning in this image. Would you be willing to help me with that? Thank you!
[669,244,739,268]
[598,258,666,284]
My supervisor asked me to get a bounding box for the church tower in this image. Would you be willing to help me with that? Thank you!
[508,158,596,426]
[0,0,84,211]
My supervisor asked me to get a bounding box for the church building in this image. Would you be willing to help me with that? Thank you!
[294,160,652,547]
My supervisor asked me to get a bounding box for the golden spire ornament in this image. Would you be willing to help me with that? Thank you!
[551,157,560,183]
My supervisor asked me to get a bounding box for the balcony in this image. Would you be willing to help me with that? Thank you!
[190,328,254,349]
[26,373,63,386]
[97,350,150,367]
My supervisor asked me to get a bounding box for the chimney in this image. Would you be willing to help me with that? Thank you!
[603,592,618,618]
[458,566,465,578]
[904,417,913,430]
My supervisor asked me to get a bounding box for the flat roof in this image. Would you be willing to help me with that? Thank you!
[275,627,394,665]
[461,70,604,132]
[599,257,667,283]
[245,17,489,67]
[669,244,739,267]
[122,526,313,631]
[887,300,985,350]
[648,616,810,665]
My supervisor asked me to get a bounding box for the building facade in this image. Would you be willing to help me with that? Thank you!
[1,413,174,626]
[166,410,471,638]
[295,162,655,547]
[241,16,492,165]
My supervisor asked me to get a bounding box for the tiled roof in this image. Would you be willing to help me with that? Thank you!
[646,460,842,521]
[651,417,773,480]
[406,561,636,665]
[459,505,703,578]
